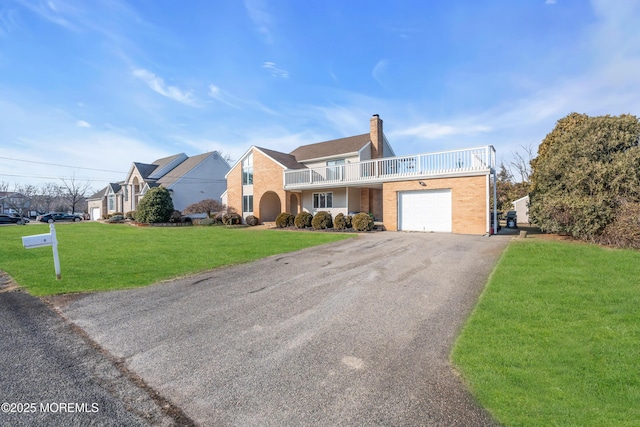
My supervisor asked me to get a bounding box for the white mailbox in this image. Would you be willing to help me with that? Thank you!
[22,233,53,249]
[21,224,61,280]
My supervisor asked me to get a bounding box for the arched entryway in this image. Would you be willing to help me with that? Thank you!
[259,192,281,222]
[289,193,299,216]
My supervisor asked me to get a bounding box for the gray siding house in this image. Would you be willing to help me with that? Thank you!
[88,151,229,220]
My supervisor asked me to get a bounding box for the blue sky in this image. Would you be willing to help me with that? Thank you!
[1,0,639,189]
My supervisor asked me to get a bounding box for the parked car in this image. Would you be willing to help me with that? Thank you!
[38,213,83,223]
[0,214,28,224]
[0,214,17,224]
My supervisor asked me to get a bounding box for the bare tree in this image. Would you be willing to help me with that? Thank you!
[32,182,62,215]
[183,199,226,217]
[6,184,37,219]
[0,181,8,193]
[60,175,93,214]
[509,143,535,184]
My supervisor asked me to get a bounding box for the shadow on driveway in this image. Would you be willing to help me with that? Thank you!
[54,232,510,426]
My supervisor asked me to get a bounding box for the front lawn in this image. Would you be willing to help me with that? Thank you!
[0,222,354,296]
[452,239,640,427]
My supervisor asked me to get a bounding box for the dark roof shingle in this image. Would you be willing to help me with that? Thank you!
[256,147,307,169]
[289,133,371,162]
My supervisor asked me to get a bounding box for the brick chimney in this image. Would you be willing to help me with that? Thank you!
[370,114,383,159]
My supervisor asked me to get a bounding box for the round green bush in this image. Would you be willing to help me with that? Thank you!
[294,211,313,228]
[312,211,333,230]
[212,212,224,224]
[136,187,175,223]
[245,215,259,226]
[108,214,124,223]
[125,211,136,220]
[197,217,217,226]
[334,213,352,230]
[352,212,374,231]
[169,210,183,223]
[275,212,294,228]
[222,212,242,225]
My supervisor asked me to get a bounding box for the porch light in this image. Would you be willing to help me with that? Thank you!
[419,181,427,187]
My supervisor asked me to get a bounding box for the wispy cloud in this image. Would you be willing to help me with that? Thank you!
[207,84,240,109]
[395,122,492,140]
[132,68,197,106]
[14,0,80,30]
[0,8,19,35]
[262,62,289,78]
[76,120,91,128]
[372,59,389,87]
[545,0,557,5]
[207,83,277,115]
[244,0,273,44]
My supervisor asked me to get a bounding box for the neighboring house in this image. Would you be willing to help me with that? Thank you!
[87,185,111,221]
[88,151,230,219]
[226,115,497,234]
[0,191,29,215]
[512,195,530,224]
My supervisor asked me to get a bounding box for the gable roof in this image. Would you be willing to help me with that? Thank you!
[156,151,221,187]
[289,133,371,162]
[132,162,158,180]
[256,147,307,170]
[87,186,108,200]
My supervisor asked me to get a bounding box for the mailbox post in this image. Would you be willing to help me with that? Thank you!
[22,223,61,280]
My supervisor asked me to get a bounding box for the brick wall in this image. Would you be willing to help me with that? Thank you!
[253,149,287,220]
[382,175,488,234]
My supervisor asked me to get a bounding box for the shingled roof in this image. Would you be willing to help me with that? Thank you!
[256,147,307,169]
[156,152,221,187]
[289,133,371,162]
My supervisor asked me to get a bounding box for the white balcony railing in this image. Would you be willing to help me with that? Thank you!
[284,145,495,189]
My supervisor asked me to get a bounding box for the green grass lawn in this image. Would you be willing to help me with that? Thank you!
[0,222,354,296]
[452,239,640,427]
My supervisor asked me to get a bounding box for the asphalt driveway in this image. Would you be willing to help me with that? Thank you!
[55,232,509,426]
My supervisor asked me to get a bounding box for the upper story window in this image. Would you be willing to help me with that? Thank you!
[242,153,253,185]
[326,159,345,180]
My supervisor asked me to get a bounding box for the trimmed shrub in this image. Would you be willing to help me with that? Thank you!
[294,212,313,229]
[312,211,333,230]
[125,211,136,220]
[108,214,124,223]
[136,186,174,223]
[334,213,352,230]
[275,212,294,228]
[598,201,640,249]
[222,212,242,225]
[352,212,374,231]
[169,210,183,223]
[197,217,217,226]
[245,215,259,226]
[212,212,224,224]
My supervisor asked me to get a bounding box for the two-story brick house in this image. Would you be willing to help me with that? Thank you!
[225,115,497,234]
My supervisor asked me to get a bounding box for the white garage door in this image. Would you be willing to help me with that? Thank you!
[90,207,101,221]
[398,189,452,232]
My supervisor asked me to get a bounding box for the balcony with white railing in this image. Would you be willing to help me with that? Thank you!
[283,145,495,190]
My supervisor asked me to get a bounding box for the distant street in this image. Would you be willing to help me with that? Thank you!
[0,289,175,426]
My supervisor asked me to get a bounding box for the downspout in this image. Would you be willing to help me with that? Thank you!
[493,167,498,235]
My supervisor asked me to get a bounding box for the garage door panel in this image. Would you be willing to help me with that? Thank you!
[399,189,452,232]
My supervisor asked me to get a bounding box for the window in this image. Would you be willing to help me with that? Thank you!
[326,159,345,180]
[243,195,253,213]
[242,153,253,185]
[108,194,115,210]
[313,192,333,209]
